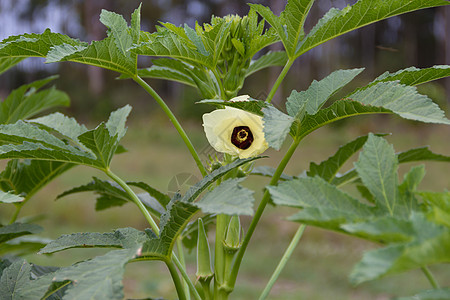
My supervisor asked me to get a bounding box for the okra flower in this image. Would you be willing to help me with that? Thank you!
[202,95,268,159]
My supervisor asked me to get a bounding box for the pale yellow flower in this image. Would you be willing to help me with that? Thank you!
[202,95,268,159]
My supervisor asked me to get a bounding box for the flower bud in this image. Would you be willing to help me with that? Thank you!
[223,215,242,253]
[196,218,214,280]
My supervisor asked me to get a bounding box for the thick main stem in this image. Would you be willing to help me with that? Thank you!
[133,76,208,177]
[259,224,306,300]
[228,138,301,289]
[266,58,294,104]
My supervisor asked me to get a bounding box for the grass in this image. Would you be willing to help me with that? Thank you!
[1,111,449,299]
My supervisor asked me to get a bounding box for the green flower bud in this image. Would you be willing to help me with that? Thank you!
[223,215,242,253]
[196,218,214,280]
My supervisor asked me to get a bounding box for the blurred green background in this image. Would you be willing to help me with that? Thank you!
[0,0,450,299]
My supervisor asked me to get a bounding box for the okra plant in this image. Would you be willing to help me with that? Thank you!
[1,0,450,299]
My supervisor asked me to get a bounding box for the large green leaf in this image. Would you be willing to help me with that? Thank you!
[46,7,141,76]
[250,0,315,57]
[286,68,364,117]
[195,178,254,215]
[0,223,42,244]
[354,134,399,216]
[268,176,376,231]
[295,99,390,139]
[372,65,450,86]
[0,76,70,124]
[39,227,148,254]
[51,248,139,300]
[0,106,131,170]
[349,81,450,124]
[0,259,54,300]
[349,213,450,285]
[296,0,450,58]
[132,29,212,68]
[0,29,83,60]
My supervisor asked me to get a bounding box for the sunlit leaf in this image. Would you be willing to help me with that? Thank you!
[0,29,84,60]
[354,134,399,216]
[349,81,450,124]
[296,0,450,58]
[372,65,450,86]
[286,68,364,117]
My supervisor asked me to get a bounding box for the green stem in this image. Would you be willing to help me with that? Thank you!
[177,239,191,300]
[200,280,212,300]
[133,75,207,177]
[166,260,187,300]
[228,138,301,289]
[214,214,231,298]
[9,203,23,224]
[105,168,160,235]
[421,266,440,289]
[173,255,202,300]
[212,69,226,99]
[259,224,306,300]
[107,169,200,299]
[266,58,294,104]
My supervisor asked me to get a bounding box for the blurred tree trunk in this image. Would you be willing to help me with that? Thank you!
[83,0,110,96]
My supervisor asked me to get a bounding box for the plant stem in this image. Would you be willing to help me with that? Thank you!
[421,266,440,289]
[212,69,226,99]
[133,75,207,177]
[259,224,306,300]
[177,239,191,300]
[9,203,23,224]
[227,138,301,289]
[173,255,202,300]
[214,214,231,298]
[107,169,200,298]
[166,260,188,300]
[105,168,160,235]
[266,58,294,104]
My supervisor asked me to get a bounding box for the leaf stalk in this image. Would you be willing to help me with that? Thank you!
[133,75,208,177]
